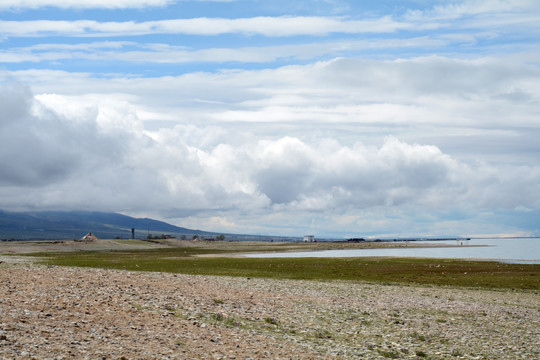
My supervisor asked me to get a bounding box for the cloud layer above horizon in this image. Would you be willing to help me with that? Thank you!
[1,0,539,238]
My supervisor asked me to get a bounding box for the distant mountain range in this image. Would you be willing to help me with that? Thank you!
[0,210,212,240]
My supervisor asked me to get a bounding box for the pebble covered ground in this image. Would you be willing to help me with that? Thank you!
[0,257,539,359]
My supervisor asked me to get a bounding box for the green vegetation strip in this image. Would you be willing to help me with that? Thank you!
[24,246,540,290]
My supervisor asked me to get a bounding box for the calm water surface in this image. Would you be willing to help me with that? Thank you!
[246,238,540,264]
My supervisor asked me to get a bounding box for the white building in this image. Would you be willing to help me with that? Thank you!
[303,235,315,242]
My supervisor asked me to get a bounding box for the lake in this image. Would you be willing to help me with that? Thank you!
[245,238,540,264]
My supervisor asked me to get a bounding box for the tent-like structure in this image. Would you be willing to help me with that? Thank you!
[79,232,98,242]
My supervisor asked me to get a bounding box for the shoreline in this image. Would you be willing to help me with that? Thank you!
[0,238,484,255]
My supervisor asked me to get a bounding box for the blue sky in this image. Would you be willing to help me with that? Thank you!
[1,0,539,238]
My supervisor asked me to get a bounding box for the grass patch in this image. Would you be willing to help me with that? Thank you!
[314,329,332,339]
[415,350,427,357]
[451,349,464,357]
[410,331,427,342]
[223,317,241,327]
[264,317,279,325]
[24,248,540,290]
[378,349,400,358]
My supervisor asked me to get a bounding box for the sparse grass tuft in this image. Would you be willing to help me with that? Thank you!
[378,349,400,358]
[451,349,464,357]
[223,317,241,327]
[411,331,427,342]
[314,329,332,339]
[264,317,278,325]
[130,302,147,311]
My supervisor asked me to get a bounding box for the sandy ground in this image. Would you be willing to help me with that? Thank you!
[0,255,539,360]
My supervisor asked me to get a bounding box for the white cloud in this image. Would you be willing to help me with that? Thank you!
[156,15,411,36]
[1,0,537,40]
[2,51,540,236]
[2,82,539,234]
[0,16,411,38]
[0,0,234,11]
[0,37,447,65]
[0,82,125,188]
[405,0,540,21]
[1,0,539,238]
[5,55,539,133]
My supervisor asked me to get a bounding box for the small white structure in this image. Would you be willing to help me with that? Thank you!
[78,232,98,242]
[303,235,315,242]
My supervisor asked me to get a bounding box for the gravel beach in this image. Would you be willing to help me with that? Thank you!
[0,257,539,359]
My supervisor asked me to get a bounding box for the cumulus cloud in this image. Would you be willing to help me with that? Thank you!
[2,51,540,236]
[2,81,539,236]
[1,0,539,238]
[0,83,136,190]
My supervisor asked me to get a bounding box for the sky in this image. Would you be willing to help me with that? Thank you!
[1,0,539,239]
